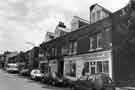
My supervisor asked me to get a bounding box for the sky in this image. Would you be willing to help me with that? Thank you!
[0,0,129,54]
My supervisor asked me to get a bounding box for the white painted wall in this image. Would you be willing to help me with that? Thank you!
[64,50,112,80]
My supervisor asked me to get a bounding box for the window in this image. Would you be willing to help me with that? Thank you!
[92,13,95,23]
[97,10,101,20]
[105,28,112,47]
[73,42,77,54]
[90,37,94,51]
[82,61,109,75]
[89,36,96,51]
[61,46,68,55]
[65,61,76,77]
[97,61,102,73]
[69,43,73,55]
[103,61,109,73]
[55,48,57,56]
[82,62,89,76]
[97,33,103,49]
[68,41,77,55]
[52,48,55,56]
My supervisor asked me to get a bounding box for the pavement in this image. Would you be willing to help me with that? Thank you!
[116,87,135,90]
[0,69,70,90]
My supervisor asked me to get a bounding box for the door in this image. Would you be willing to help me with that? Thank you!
[90,62,96,74]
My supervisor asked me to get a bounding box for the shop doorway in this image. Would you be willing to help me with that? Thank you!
[90,62,96,74]
[58,61,64,76]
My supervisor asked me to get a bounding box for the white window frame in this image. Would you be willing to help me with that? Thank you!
[73,42,77,54]
[105,28,112,47]
[97,33,103,50]
[97,10,101,21]
[89,37,94,51]
[92,13,95,23]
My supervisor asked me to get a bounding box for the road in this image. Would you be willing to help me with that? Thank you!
[0,70,70,90]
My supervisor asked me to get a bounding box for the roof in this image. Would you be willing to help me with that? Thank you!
[90,3,112,14]
[40,16,112,47]
[72,16,90,24]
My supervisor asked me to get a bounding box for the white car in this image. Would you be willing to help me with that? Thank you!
[30,69,44,80]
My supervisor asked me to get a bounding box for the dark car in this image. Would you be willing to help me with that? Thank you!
[70,73,115,90]
[41,72,51,84]
[19,69,30,76]
[41,72,67,86]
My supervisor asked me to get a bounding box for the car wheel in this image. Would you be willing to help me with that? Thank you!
[31,75,35,80]
[51,81,56,86]
[71,85,75,90]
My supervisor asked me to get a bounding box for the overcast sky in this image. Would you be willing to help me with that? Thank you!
[0,0,129,54]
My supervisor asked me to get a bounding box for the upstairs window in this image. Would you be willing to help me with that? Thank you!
[105,28,112,47]
[54,48,57,56]
[89,36,96,51]
[69,42,73,55]
[61,46,68,55]
[68,41,77,55]
[97,33,103,49]
[52,48,55,56]
[97,10,101,20]
[89,37,94,51]
[92,13,95,23]
[73,41,77,54]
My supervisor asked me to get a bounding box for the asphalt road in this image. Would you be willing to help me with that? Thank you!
[0,69,70,90]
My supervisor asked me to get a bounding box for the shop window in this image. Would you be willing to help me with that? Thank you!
[90,62,96,74]
[97,61,103,73]
[82,62,89,76]
[65,61,76,77]
[91,67,96,74]
[103,61,109,73]
[70,63,76,77]
[65,64,70,74]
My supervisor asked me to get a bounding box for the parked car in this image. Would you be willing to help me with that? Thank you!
[6,63,19,73]
[41,72,67,86]
[70,73,115,90]
[30,69,44,80]
[41,72,51,84]
[19,69,30,76]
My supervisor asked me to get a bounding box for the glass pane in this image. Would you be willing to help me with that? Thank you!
[82,62,89,76]
[91,67,95,74]
[97,61,102,73]
[97,33,103,49]
[103,61,109,73]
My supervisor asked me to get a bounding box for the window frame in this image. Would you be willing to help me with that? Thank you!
[97,33,103,50]
[89,37,95,51]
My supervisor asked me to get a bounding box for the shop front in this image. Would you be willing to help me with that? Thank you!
[64,56,83,80]
[39,60,49,73]
[64,50,112,80]
[49,59,58,73]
